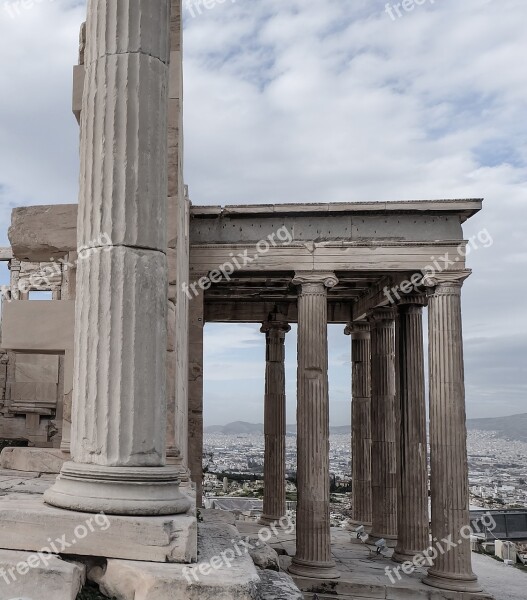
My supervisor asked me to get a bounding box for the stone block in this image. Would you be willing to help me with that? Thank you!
[78,54,168,253]
[14,353,59,383]
[200,509,236,526]
[246,536,280,572]
[89,522,260,600]
[1,300,75,352]
[0,474,57,495]
[9,204,77,262]
[0,495,197,563]
[256,570,303,600]
[0,550,85,600]
[0,447,67,474]
[85,0,170,65]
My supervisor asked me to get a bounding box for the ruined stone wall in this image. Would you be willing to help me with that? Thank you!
[0,259,64,446]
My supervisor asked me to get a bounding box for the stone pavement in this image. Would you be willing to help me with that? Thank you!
[1,470,524,600]
[0,469,301,600]
[236,522,506,599]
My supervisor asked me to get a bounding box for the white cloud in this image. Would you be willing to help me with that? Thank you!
[1,0,526,423]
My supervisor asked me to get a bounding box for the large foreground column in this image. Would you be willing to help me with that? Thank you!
[393,295,430,563]
[345,322,372,530]
[260,315,290,526]
[44,0,190,516]
[423,273,482,593]
[289,272,339,580]
[369,308,398,546]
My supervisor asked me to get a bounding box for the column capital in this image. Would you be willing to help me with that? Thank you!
[397,293,428,309]
[344,321,370,338]
[261,314,291,335]
[293,271,338,290]
[9,259,21,272]
[368,306,397,324]
[422,270,471,294]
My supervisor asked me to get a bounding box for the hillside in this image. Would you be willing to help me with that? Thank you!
[205,415,527,442]
[467,413,527,443]
[204,422,352,435]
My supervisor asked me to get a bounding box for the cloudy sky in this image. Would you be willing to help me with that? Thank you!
[0,0,525,425]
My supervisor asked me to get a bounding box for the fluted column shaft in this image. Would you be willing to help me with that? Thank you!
[188,280,205,506]
[260,318,290,525]
[424,274,481,593]
[9,259,21,300]
[393,297,430,562]
[369,308,398,545]
[345,322,372,528]
[45,0,190,516]
[289,272,339,580]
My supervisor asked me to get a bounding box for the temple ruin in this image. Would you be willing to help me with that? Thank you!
[0,1,494,598]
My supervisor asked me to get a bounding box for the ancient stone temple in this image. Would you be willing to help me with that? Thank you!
[0,1,494,599]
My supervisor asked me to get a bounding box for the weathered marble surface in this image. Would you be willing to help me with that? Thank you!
[0,494,197,563]
[0,447,66,474]
[90,523,260,600]
[0,550,85,600]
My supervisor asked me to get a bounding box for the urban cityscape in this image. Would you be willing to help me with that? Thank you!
[203,424,527,517]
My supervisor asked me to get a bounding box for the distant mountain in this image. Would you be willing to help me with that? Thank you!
[204,422,351,435]
[467,413,527,443]
[204,422,263,435]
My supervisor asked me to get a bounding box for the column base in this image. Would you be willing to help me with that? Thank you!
[368,532,398,548]
[259,514,289,528]
[348,519,372,533]
[43,461,192,516]
[423,569,483,593]
[165,458,192,485]
[288,557,340,580]
[392,549,432,565]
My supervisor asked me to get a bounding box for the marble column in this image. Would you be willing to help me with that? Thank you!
[9,259,21,300]
[369,307,398,546]
[165,0,190,486]
[344,321,372,530]
[188,279,205,506]
[44,0,190,516]
[423,272,482,593]
[59,252,77,454]
[393,295,430,563]
[260,315,290,526]
[289,272,339,580]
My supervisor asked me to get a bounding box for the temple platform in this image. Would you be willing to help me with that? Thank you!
[236,522,521,600]
[1,468,524,600]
